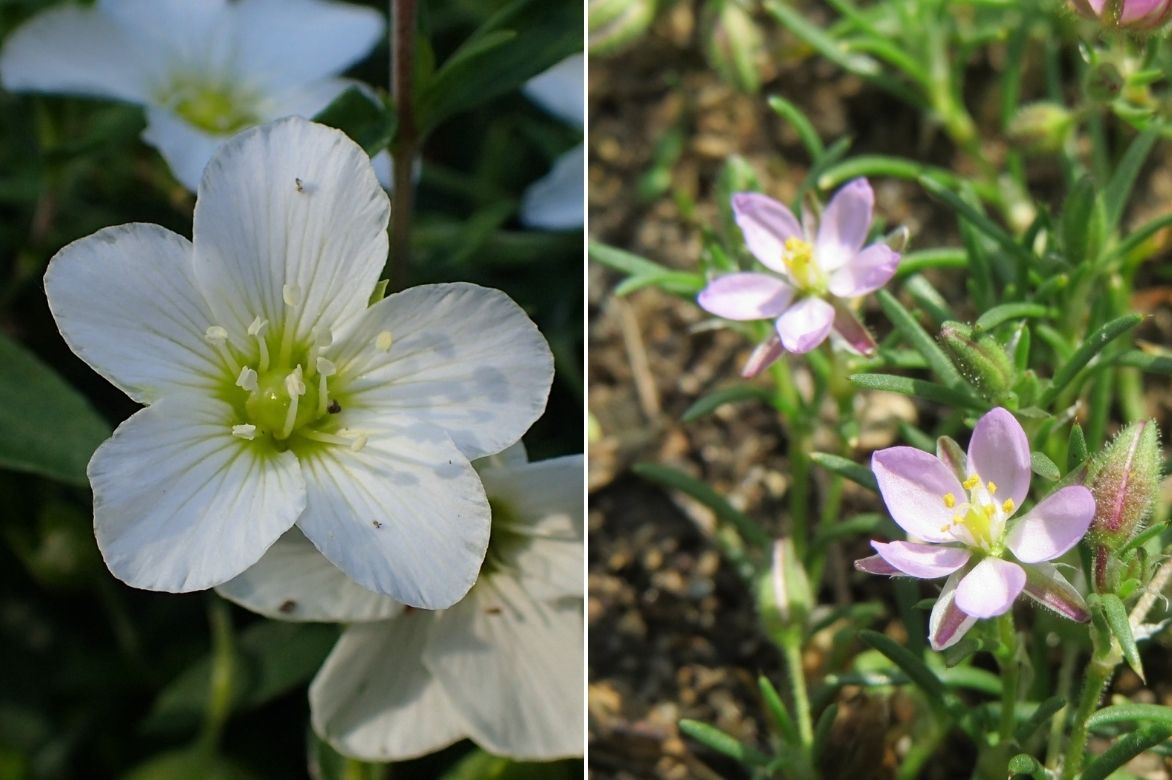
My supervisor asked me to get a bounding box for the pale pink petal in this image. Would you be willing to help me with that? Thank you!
[731,192,803,274]
[870,540,970,579]
[815,179,873,273]
[775,297,834,353]
[697,273,794,321]
[967,407,1032,511]
[1005,486,1095,564]
[872,447,965,543]
[741,334,783,377]
[1121,0,1167,21]
[1022,562,1090,622]
[929,571,977,651]
[827,244,900,298]
[955,557,1025,619]
[854,554,899,576]
[829,300,877,356]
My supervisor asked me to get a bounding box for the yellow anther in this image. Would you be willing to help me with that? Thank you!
[986,481,997,494]
[1002,498,1015,513]
[983,504,996,518]
[963,475,980,490]
[940,524,951,533]
[943,492,956,508]
[952,514,963,525]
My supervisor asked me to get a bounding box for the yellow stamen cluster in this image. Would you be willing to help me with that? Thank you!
[938,471,1016,551]
[780,237,826,293]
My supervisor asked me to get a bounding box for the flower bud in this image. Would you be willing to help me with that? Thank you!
[702,0,766,95]
[1070,0,1172,29]
[1087,419,1160,551]
[1084,62,1125,103]
[589,0,656,56]
[758,538,812,638]
[1007,103,1075,153]
[938,322,1014,399]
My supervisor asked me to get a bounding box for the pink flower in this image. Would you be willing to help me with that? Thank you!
[1070,0,1172,28]
[855,408,1096,651]
[698,179,899,376]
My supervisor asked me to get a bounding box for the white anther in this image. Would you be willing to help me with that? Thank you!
[249,316,270,371]
[285,366,305,396]
[375,330,393,352]
[231,424,257,440]
[315,327,333,348]
[349,433,368,451]
[236,367,258,392]
[282,284,301,307]
[247,316,268,336]
[316,357,336,377]
[205,325,229,343]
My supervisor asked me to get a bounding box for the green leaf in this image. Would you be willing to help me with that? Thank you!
[632,463,770,548]
[1014,696,1065,744]
[0,332,110,485]
[1038,313,1143,406]
[141,620,339,736]
[848,373,983,410]
[857,630,945,709]
[1104,125,1160,231]
[1068,423,1088,471]
[876,289,964,388]
[809,453,878,492]
[679,719,770,767]
[1099,593,1144,681]
[312,86,396,155]
[812,702,838,762]
[1089,703,1172,730]
[1007,752,1044,779]
[1030,451,1060,481]
[1113,350,1172,375]
[758,675,799,745]
[438,748,577,779]
[973,303,1051,333]
[1080,724,1172,780]
[682,385,774,422]
[918,175,1034,269]
[589,241,702,296]
[767,95,823,159]
[123,746,254,780]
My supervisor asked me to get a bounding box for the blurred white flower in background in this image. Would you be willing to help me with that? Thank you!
[44,117,554,608]
[520,53,584,231]
[221,445,585,761]
[1,0,387,190]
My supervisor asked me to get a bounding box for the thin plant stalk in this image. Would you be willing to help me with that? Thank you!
[389,0,417,292]
[1061,658,1115,779]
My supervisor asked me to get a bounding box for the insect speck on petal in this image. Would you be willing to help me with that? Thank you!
[372,520,383,529]
[295,177,304,193]
[279,599,297,614]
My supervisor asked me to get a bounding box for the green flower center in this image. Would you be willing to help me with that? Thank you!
[159,77,261,135]
[937,473,1016,553]
[481,498,527,578]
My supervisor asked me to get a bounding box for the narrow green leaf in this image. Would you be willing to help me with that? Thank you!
[849,373,983,409]
[1068,423,1088,471]
[0,332,111,485]
[812,702,838,762]
[633,463,770,548]
[682,385,774,422]
[1060,175,1105,266]
[1100,593,1145,681]
[1113,350,1172,375]
[1080,724,1172,780]
[918,175,1034,268]
[1104,126,1160,231]
[1014,696,1065,744]
[758,675,799,745]
[1030,451,1060,481]
[767,95,823,159]
[613,271,705,297]
[590,241,677,278]
[857,630,945,707]
[973,303,1051,333]
[1089,704,1172,731]
[809,453,877,491]
[876,289,963,387]
[811,513,883,550]
[1007,753,1045,778]
[679,719,770,767]
[895,248,967,278]
[1039,314,1143,406]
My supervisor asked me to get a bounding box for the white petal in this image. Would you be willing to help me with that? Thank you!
[475,441,530,471]
[192,116,389,346]
[0,4,155,103]
[523,54,585,128]
[90,395,305,592]
[99,0,231,71]
[44,224,224,404]
[232,0,384,92]
[520,144,584,230]
[309,615,468,761]
[427,579,584,760]
[295,417,491,609]
[216,527,403,622]
[479,455,584,600]
[142,107,226,192]
[265,77,360,122]
[330,283,554,461]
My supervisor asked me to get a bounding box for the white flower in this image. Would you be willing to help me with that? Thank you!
[220,446,584,761]
[1,0,386,191]
[43,116,554,609]
[520,53,584,231]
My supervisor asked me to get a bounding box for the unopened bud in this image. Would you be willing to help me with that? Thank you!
[1070,0,1172,30]
[1088,419,1161,551]
[1007,103,1075,153]
[939,322,1014,399]
[702,0,766,95]
[589,0,656,56]
[1084,62,1125,103]
[758,538,812,637]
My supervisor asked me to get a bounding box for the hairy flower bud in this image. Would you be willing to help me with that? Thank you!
[1087,420,1161,590]
[939,322,1014,399]
[759,538,812,637]
[1070,0,1172,29]
[1007,103,1075,153]
[589,0,656,56]
[702,0,766,94]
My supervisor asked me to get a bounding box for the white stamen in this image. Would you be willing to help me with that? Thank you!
[282,284,301,307]
[279,367,304,439]
[315,357,337,416]
[375,330,393,352]
[236,366,258,392]
[248,316,270,371]
[231,424,256,440]
[349,433,368,451]
[204,325,228,344]
[316,357,336,377]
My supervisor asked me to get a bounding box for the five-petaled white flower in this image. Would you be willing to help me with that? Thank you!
[1,0,387,191]
[218,445,584,761]
[520,53,584,231]
[44,116,554,609]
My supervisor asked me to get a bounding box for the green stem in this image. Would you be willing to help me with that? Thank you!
[769,360,811,555]
[388,0,418,292]
[997,614,1019,747]
[1061,659,1115,779]
[200,598,235,751]
[1045,644,1079,770]
[781,635,814,750]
